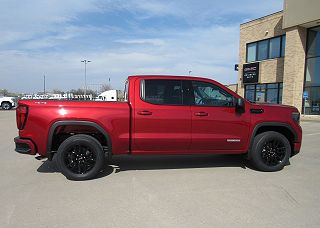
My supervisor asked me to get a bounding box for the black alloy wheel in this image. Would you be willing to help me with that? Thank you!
[260,139,286,166]
[251,131,291,172]
[64,144,96,174]
[56,134,105,180]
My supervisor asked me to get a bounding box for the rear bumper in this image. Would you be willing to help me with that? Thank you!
[14,137,36,155]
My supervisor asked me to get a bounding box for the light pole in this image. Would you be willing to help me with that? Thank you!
[43,75,46,95]
[81,59,91,99]
[188,70,192,76]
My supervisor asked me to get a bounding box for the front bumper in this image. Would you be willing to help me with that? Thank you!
[292,142,302,156]
[14,137,36,155]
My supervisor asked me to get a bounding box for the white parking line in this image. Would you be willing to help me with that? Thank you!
[306,132,320,136]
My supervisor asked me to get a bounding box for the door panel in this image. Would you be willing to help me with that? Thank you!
[132,79,191,153]
[191,107,250,151]
[190,81,250,152]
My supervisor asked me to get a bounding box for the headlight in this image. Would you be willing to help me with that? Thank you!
[292,112,300,124]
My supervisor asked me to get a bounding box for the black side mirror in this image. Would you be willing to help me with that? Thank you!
[235,98,245,113]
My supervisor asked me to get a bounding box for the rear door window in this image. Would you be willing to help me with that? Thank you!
[141,79,183,105]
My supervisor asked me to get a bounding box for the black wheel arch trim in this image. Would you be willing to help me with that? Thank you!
[248,122,298,157]
[47,120,112,158]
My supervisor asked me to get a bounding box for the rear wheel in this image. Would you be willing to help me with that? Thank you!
[56,134,105,180]
[251,131,291,172]
[1,102,12,110]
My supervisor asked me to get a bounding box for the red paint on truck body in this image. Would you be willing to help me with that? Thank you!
[15,75,302,158]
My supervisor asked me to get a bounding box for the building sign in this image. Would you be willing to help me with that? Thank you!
[242,63,259,84]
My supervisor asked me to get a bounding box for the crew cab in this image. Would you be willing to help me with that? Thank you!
[14,75,302,180]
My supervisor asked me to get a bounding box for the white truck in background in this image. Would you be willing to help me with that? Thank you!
[0,97,16,110]
[95,90,123,101]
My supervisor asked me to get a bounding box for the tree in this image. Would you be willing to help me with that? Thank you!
[52,89,65,94]
[0,89,9,96]
[0,89,19,97]
[68,88,98,97]
[100,83,112,93]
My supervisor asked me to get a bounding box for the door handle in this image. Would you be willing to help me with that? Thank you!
[195,112,208,116]
[138,110,152,115]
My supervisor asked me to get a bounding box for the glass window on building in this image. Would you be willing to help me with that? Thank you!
[303,87,320,115]
[257,40,269,61]
[245,85,255,102]
[246,35,286,62]
[247,43,257,62]
[281,35,286,57]
[266,83,279,103]
[279,83,283,104]
[255,84,266,102]
[244,83,283,104]
[307,27,320,58]
[269,36,281,59]
[305,57,320,87]
[304,26,320,115]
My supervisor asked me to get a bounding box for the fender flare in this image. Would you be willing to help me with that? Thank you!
[47,120,112,155]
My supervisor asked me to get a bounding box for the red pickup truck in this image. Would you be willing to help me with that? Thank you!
[14,75,302,180]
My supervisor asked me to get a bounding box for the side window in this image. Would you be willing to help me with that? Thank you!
[142,79,182,105]
[192,81,234,107]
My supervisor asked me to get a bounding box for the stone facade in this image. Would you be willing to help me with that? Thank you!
[225,84,238,93]
[282,26,307,111]
[238,12,286,97]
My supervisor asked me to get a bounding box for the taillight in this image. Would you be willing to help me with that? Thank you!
[16,105,28,130]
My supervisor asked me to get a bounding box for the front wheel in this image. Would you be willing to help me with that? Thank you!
[56,134,105,180]
[251,131,291,172]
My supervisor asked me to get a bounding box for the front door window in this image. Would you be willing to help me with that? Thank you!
[192,81,234,107]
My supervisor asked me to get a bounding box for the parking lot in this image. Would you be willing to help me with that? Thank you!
[1,110,320,228]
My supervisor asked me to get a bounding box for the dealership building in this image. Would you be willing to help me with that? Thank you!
[237,0,320,115]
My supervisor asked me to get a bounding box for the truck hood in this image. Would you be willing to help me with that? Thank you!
[249,102,298,111]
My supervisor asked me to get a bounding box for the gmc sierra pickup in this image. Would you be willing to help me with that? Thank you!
[14,75,302,180]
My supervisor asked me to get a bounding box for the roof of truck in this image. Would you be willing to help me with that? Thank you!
[127,75,217,81]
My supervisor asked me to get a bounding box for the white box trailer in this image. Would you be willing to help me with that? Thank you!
[95,90,118,101]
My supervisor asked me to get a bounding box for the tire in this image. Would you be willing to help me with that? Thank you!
[1,102,12,110]
[250,131,291,172]
[56,134,105,180]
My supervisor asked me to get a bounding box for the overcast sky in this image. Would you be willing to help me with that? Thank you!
[0,0,283,93]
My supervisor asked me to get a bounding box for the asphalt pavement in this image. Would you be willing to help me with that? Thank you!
[1,110,320,228]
